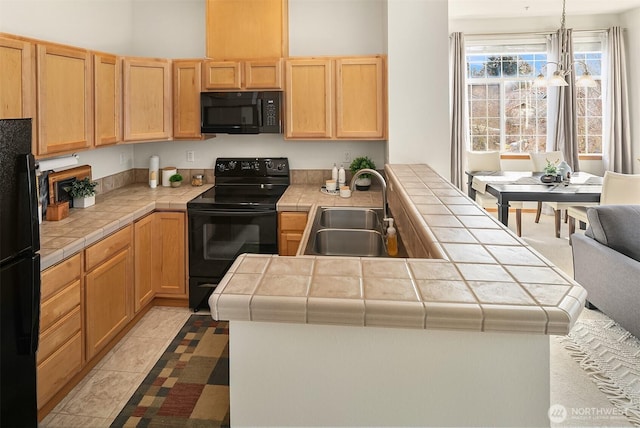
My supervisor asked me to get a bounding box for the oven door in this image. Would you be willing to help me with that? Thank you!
[188,208,278,280]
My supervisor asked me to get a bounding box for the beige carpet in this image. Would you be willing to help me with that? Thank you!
[506,210,636,427]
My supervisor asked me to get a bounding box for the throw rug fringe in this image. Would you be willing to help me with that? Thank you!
[559,319,640,426]
[111,315,230,427]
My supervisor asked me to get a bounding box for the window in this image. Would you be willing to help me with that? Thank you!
[466,37,603,155]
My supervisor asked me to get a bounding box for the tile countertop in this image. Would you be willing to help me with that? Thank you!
[210,164,587,335]
[39,183,212,270]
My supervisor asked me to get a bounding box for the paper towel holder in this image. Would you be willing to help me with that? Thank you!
[36,153,80,173]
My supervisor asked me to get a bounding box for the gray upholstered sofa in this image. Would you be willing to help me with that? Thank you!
[571,205,640,339]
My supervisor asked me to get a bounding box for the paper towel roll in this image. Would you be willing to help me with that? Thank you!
[149,155,159,188]
[162,167,177,187]
[37,154,79,172]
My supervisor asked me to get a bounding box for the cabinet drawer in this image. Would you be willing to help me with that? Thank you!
[37,331,82,409]
[41,253,81,301]
[37,306,81,364]
[40,280,81,332]
[85,225,131,272]
[280,212,308,231]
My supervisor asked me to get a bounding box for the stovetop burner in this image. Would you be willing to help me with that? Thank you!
[187,157,290,210]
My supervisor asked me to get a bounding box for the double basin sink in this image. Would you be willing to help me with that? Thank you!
[303,207,389,257]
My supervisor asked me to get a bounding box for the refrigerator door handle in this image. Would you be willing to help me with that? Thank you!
[17,255,41,356]
[21,153,40,252]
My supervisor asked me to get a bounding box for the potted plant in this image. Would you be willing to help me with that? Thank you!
[169,173,183,188]
[541,159,559,183]
[64,177,98,208]
[349,156,377,190]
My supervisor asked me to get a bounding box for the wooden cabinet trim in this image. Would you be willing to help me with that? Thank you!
[172,59,202,140]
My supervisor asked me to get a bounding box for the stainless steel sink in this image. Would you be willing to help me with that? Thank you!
[312,229,386,257]
[303,207,389,257]
[318,207,381,230]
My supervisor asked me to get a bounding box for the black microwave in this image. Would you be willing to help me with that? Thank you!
[200,91,282,134]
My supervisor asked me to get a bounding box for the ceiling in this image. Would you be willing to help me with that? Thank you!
[449,0,640,20]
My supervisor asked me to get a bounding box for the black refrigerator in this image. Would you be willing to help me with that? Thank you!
[0,118,41,427]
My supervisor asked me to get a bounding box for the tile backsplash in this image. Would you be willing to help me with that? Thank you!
[93,168,381,196]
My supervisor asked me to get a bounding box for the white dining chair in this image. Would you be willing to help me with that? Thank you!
[528,151,596,238]
[467,151,523,236]
[568,171,640,240]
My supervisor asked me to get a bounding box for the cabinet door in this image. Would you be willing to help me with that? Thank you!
[245,59,283,89]
[36,43,92,155]
[123,57,172,141]
[94,53,121,146]
[85,247,132,360]
[206,0,287,60]
[278,212,308,256]
[335,57,386,139]
[202,61,242,90]
[285,59,332,139]
[0,36,36,121]
[153,212,186,296]
[133,214,155,312]
[173,60,202,139]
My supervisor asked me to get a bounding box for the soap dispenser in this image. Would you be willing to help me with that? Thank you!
[386,218,398,257]
[338,165,346,187]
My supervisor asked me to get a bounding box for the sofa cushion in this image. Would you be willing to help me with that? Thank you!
[586,205,640,262]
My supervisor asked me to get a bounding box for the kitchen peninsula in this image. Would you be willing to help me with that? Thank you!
[209,163,586,427]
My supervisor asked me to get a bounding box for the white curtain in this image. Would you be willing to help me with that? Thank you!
[548,29,580,171]
[449,32,468,189]
[602,27,632,173]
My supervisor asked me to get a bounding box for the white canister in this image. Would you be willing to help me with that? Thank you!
[162,167,177,187]
[149,155,159,188]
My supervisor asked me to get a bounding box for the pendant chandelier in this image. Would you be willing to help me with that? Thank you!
[532,0,597,88]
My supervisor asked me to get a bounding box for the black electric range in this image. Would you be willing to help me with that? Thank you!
[187,157,290,310]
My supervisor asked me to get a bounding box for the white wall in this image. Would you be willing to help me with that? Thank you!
[386,0,450,179]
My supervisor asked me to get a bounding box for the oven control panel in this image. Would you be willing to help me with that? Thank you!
[215,158,289,177]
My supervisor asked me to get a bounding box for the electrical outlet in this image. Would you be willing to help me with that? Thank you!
[343,151,351,163]
[187,151,195,162]
[119,153,125,165]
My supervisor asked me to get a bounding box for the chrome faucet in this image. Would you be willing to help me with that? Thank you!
[350,168,389,221]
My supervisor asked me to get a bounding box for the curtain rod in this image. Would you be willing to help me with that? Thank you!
[462,28,615,38]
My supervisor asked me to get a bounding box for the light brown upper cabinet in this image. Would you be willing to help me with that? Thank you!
[285,58,333,139]
[202,59,282,91]
[123,57,172,142]
[285,56,386,140]
[94,53,121,146]
[206,0,288,60]
[0,35,36,121]
[173,59,202,139]
[335,57,385,139]
[36,43,93,156]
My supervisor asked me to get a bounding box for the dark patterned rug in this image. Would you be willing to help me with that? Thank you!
[111,315,230,427]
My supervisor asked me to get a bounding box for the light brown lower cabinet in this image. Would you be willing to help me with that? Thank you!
[278,212,308,256]
[37,253,82,409]
[37,211,187,414]
[134,211,187,303]
[84,226,133,361]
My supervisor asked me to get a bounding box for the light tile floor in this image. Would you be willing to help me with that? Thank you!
[38,212,633,427]
[39,306,203,427]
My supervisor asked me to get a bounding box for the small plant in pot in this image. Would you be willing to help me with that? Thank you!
[349,156,377,190]
[169,173,183,188]
[64,177,98,208]
[541,159,559,183]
